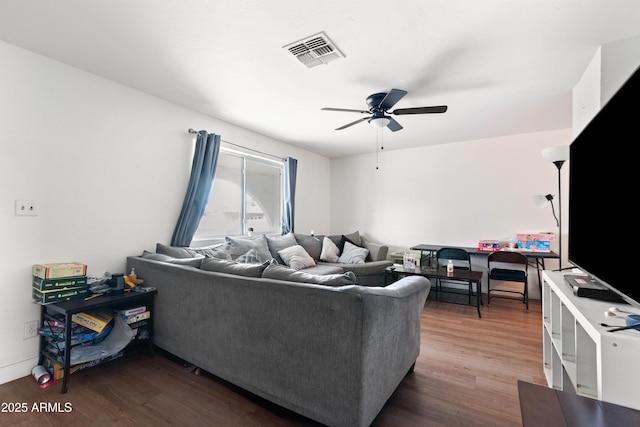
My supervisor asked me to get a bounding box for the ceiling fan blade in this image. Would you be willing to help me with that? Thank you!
[321,107,370,114]
[378,89,408,111]
[392,105,448,115]
[386,117,403,132]
[335,117,370,130]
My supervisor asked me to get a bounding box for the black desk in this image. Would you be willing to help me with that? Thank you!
[39,290,156,393]
[410,243,559,291]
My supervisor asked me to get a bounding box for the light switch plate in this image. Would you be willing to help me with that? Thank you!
[15,200,38,216]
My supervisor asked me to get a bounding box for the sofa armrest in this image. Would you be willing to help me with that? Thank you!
[363,241,389,261]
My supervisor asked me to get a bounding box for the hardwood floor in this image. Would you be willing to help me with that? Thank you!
[0,297,545,426]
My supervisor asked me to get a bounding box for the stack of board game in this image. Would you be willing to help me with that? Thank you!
[32,262,88,304]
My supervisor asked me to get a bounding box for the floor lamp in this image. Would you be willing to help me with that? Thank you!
[541,146,570,270]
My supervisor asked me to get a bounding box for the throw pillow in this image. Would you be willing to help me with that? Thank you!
[155,243,198,259]
[328,231,361,250]
[191,243,231,260]
[277,245,316,270]
[266,233,298,264]
[225,235,273,263]
[235,248,262,264]
[320,236,340,263]
[261,264,356,287]
[294,233,323,261]
[201,257,270,277]
[142,250,204,267]
[337,241,370,264]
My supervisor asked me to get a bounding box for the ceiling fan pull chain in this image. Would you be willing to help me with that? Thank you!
[376,128,379,170]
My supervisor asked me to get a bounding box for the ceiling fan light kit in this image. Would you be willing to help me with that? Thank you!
[369,117,391,127]
[322,88,447,132]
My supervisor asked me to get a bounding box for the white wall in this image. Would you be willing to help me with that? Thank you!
[0,41,330,384]
[573,35,640,137]
[330,130,570,299]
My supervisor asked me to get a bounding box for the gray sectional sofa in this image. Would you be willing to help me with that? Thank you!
[125,231,431,427]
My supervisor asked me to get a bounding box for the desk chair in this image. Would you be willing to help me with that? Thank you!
[487,251,529,310]
[436,247,473,303]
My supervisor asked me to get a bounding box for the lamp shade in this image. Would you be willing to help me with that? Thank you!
[533,194,553,209]
[541,145,570,163]
[370,117,391,128]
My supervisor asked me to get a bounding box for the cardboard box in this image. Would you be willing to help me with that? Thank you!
[44,350,124,380]
[32,276,88,291]
[71,309,114,333]
[32,286,90,304]
[33,263,87,280]
[516,233,555,252]
[477,240,501,252]
[121,311,150,325]
[117,306,146,316]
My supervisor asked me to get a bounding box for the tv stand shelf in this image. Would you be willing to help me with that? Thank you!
[542,271,640,410]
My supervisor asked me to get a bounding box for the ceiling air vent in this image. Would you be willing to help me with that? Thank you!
[283,32,345,68]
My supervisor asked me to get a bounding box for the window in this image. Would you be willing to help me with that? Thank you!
[194,148,283,239]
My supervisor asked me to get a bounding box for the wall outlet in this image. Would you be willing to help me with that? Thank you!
[24,320,39,339]
[15,200,38,216]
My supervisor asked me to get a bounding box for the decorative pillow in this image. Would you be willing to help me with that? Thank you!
[235,248,262,264]
[338,241,370,264]
[294,233,324,261]
[277,245,316,270]
[142,250,204,267]
[262,264,356,287]
[328,231,361,251]
[155,243,198,259]
[320,236,340,263]
[225,235,273,263]
[266,233,298,264]
[191,243,231,260]
[201,257,270,277]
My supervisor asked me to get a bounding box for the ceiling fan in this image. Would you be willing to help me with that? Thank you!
[321,89,447,132]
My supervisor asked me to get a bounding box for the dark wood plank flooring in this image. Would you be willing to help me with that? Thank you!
[0,297,545,426]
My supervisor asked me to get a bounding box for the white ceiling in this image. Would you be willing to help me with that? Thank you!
[1,1,639,158]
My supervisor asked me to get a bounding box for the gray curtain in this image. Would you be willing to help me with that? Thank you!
[281,157,297,234]
[171,131,221,247]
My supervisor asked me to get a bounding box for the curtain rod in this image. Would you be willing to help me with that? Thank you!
[188,128,285,161]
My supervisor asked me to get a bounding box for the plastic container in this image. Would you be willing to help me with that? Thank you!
[447,260,454,274]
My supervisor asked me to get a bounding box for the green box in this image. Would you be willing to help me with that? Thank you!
[32,286,90,304]
[32,276,88,291]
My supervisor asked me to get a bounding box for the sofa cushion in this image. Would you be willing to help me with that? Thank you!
[266,233,298,264]
[338,241,370,264]
[142,250,204,267]
[225,235,273,263]
[278,245,316,270]
[156,243,198,259]
[262,264,356,287]
[294,233,323,261]
[320,236,340,263]
[201,257,270,277]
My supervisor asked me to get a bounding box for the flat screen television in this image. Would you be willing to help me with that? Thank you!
[568,65,640,308]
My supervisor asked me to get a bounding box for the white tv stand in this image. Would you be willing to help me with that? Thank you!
[542,271,640,410]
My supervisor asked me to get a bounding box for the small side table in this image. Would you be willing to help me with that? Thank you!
[39,290,157,393]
